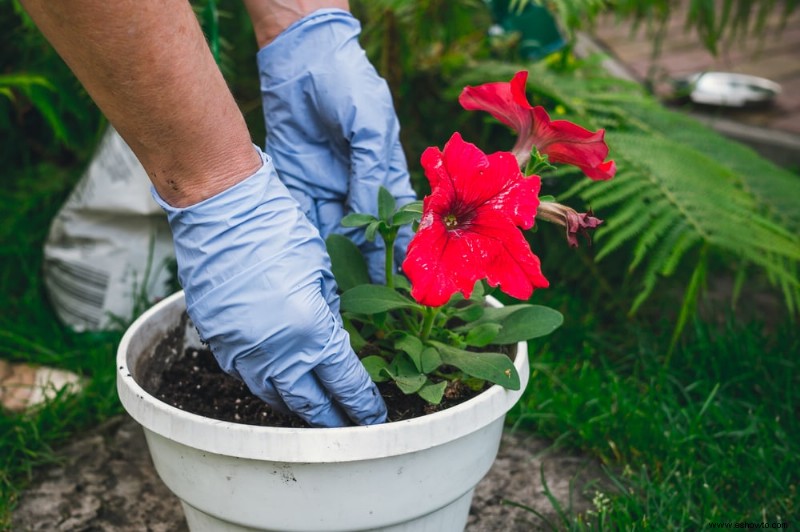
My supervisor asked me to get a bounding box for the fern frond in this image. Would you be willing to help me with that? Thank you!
[627,207,679,273]
[581,131,800,314]
[593,192,671,263]
[577,171,649,211]
[631,223,702,314]
[619,101,800,233]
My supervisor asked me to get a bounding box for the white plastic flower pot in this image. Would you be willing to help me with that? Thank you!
[117,290,529,531]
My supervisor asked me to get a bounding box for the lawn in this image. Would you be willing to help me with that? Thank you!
[509,289,798,528]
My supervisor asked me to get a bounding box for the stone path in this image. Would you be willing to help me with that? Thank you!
[11,415,605,531]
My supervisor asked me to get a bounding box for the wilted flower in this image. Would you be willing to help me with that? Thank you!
[536,201,603,247]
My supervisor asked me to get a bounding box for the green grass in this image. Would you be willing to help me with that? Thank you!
[0,161,123,528]
[508,291,799,529]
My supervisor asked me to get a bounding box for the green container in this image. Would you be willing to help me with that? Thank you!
[489,0,566,60]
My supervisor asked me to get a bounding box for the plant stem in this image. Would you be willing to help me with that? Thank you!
[384,235,395,289]
[420,306,439,341]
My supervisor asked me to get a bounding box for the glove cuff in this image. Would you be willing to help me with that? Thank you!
[257,9,360,83]
[151,146,320,307]
[151,145,271,224]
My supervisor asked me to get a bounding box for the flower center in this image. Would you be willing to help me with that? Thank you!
[444,213,459,229]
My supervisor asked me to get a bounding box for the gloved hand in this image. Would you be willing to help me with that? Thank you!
[258,8,417,284]
[152,147,387,428]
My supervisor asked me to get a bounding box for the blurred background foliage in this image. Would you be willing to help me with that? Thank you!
[1,2,103,170]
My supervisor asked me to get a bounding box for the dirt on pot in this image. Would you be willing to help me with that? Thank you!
[11,414,607,531]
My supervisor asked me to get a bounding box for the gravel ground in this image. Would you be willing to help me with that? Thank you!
[11,415,604,531]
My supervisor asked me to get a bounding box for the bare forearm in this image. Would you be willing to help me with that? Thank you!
[20,0,260,207]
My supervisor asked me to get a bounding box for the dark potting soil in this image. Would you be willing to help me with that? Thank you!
[151,346,492,428]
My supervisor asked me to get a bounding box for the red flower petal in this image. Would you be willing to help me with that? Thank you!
[469,210,550,300]
[404,213,496,307]
[403,132,548,306]
[459,71,532,134]
[527,107,616,181]
[460,71,616,181]
[484,151,541,230]
[404,216,476,307]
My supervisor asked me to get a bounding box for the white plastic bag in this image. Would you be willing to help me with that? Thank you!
[43,126,175,331]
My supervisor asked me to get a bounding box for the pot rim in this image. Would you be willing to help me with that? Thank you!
[117,290,529,462]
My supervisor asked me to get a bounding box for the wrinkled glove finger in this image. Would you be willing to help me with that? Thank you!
[285,185,320,230]
[235,346,350,427]
[234,365,289,416]
[235,276,385,427]
[270,370,351,428]
[387,139,417,268]
[271,284,385,426]
[315,269,386,425]
[315,198,344,243]
[313,323,386,426]
[259,12,415,230]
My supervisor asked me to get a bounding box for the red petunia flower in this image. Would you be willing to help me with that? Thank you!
[459,70,616,181]
[402,133,549,307]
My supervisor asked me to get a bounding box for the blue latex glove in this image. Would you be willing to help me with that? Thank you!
[258,8,417,283]
[152,148,387,428]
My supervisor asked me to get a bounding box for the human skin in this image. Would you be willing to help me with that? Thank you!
[19,0,261,208]
[18,0,351,205]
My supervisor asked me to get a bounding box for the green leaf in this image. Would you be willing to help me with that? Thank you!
[450,302,484,323]
[341,213,377,227]
[469,281,486,301]
[365,220,382,242]
[388,353,427,394]
[361,355,390,383]
[421,346,442,373]
[465,323,501,347]
[493,305,564,344]
[395,333,424,372]
[325,234,370,292]
[392,210,421,227]
[378,187,396,223]
[397,200,424,214]
[25,84,68,143]
[393,275,412,292]
[417,380,448,404]
[432,342,520,390]
[457,304,563,344]
[343,319,367,353]
[340,285,421,314]
[394,373,427,394]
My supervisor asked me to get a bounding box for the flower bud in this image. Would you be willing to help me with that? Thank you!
[536,202,603,247]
